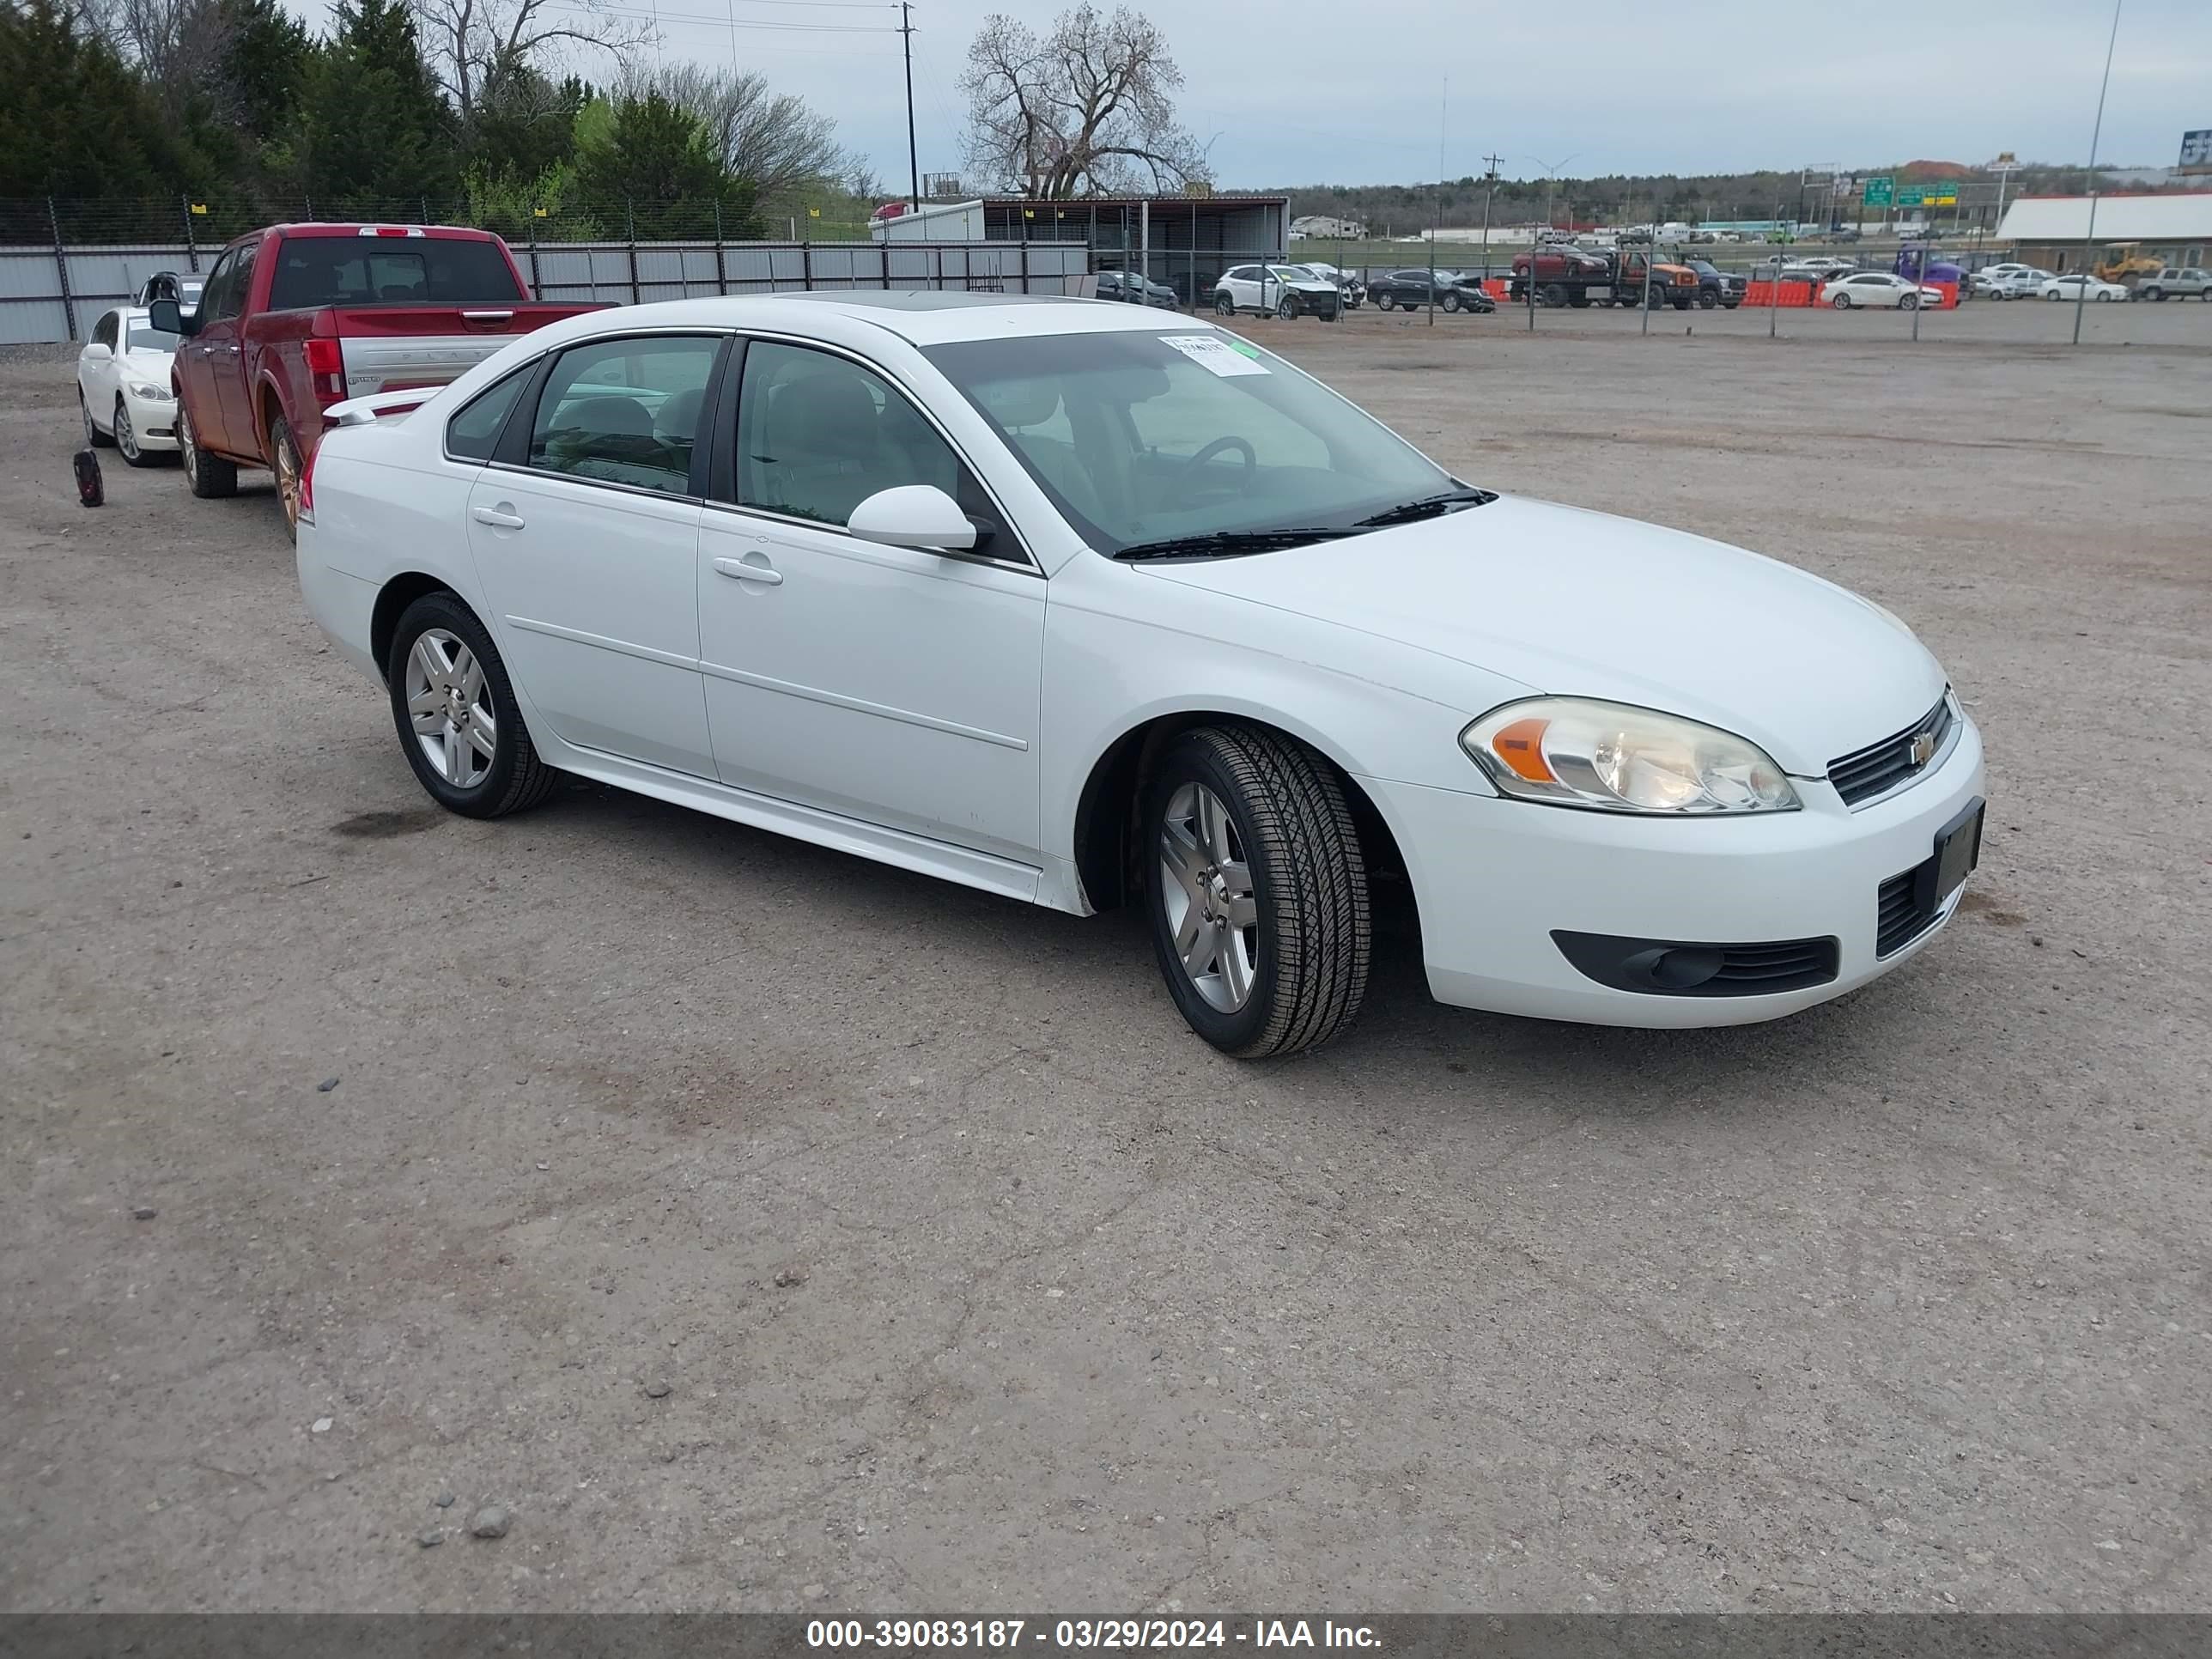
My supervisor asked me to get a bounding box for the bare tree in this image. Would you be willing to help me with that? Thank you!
[410,0,651,125]
[622,62,854,216]
[959,3,1206,198]
[101,0,238,125]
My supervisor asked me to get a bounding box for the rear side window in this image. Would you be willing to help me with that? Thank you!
[526,335,720,495]
[445,366,532,461]
[268,235,526,311]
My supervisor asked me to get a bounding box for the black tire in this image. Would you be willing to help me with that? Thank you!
[1442,290,1461,313]
[178,402,237,499]
[1214,293,1235,317]
[270,413,302,544]
[1671,295,1692,310]
[1698,291,1718,309]
[386,591,559,820]
[1831,292,1852,309]
[1900,294,1919,312]
[1540,283,1569,308]
[1376,291,1395,311]
[2142,289,2164,301]
[1278,295,1298,319]
[81,389,112,447]
[1142,725,1370,1059]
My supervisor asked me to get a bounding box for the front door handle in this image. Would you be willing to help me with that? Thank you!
[713,555,782,586]
[472,506,526,530]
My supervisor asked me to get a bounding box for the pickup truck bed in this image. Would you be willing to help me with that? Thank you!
[157,223,601,538]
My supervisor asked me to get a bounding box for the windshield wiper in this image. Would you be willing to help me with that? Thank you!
[1354,487,1498,528]
[1114,528,1358,562]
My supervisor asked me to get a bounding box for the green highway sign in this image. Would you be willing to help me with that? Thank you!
[1895,184,1926,208]
[1863,176,1894,207]
[1927,179,1959,206]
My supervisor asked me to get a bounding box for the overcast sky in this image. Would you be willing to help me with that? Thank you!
[291,0,2210,190]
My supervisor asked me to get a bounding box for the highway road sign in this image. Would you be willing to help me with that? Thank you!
[1863,177,1894,207]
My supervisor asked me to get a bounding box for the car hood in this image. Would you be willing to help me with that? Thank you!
[1138,495,1946,775]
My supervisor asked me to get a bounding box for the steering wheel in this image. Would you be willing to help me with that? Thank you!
[1176,435,1258,496]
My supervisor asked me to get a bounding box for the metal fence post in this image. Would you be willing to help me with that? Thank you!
[1019,235,1030,295]
[181,195,199,273]
[48,198,76,342]
[801,240,813,290]
[713,199,727,296]
[420,196,430,226]
[626,200,641,306]
[526,213,541,300]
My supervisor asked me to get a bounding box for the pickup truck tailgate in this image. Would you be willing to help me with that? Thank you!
[330,306,576,397]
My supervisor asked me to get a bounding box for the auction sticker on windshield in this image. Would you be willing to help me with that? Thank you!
[1160,335,1269,376]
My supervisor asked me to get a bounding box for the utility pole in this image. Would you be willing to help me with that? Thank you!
[901,3,921,210]
[1429,76,1446,329]
[2075,0,2124,345]
[1480,153,1502,283]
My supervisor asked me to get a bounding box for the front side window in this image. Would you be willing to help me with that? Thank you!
[927,328,1453,556]
[527,335,720,495]
[197,252,237,321]
[736,340,981,531]
[210,245,256,320]
[446,364,533,461]
[127,319,181,353]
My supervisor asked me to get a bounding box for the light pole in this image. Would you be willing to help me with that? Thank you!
[1522,153,1583,234]
[2074,0,2124,346]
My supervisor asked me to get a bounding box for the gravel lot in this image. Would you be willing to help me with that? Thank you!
[3,305,2209,1614]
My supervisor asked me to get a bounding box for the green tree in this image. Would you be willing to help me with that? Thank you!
[571,90,758,239]
[471,61,586,185]
[284,0,456,213]
[0,0,210,211]
[221,0,311,147]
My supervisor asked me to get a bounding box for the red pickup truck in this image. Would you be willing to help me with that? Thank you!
[147,223,600,538]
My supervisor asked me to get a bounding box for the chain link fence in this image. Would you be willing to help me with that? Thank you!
[0,197,1097,344]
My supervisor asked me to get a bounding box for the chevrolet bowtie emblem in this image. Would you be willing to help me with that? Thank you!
[1908,729,1937,768]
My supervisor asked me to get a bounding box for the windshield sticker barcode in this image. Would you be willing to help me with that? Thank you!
[1159,335,1270,377]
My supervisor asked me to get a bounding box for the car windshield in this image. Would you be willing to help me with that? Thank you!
[924,328,1457,556]
[1272,266,1316,281]
[127,321,180,352]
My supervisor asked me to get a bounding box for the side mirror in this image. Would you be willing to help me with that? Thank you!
[848,484,980,552]
[82,342,112,362]
[147,297,192,337]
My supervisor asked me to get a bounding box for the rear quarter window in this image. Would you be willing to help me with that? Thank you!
[446,366,533,461]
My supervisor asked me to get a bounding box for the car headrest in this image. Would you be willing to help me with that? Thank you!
[559,395,655,438]
[774,373,879,459]
[976,377,1061,430]
[654,386,705,441]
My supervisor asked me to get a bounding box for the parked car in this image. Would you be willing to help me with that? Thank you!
[1211,264,1342,319]
[1508,244,1620,307]
[297,294,1982,1056]
[1298,261,1365,309]
[2039,274,2129,303]
[1968,262,2034,298]
[1822,272,1945,310]
[1752,255,1852,287]
[2136,266,2212,301]
[1983,266,2054,300]
[146,222,603,540]
[1093,269,1178,309]
[135,270,204,311]
[76,305,182,466]
[1369,268,1495,313]
[1683,259,1747,309]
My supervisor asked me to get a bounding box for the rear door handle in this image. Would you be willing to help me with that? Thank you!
[713,555,782,586]
[472,506,526,530]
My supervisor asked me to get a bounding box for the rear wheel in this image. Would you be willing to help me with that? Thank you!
[179,404,238,498]
[81,389,112,448]
[270,414,302,542]
[1540,283,1569,308]
[1143,725,1370,1059]
[386,592,559,819]
[1214,293,1235,317]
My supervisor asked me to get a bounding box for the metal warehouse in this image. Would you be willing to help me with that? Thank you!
[1995,191,2212,272]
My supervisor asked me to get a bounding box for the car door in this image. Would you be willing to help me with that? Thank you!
[203,241,260,454]
[175,249,235,449]
[463,331,726,777]
[1218,266,1254,310]
[696,337,1046,864]
[79,309,120,427]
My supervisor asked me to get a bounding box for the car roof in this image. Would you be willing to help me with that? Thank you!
[525,290,1207,349]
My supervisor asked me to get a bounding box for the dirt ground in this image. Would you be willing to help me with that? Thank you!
[3,303,2209,1614]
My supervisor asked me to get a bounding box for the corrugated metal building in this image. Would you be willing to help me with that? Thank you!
[1994,192,2212,272]
[874,195,1290,303]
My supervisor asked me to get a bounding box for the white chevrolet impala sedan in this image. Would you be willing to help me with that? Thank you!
[296,293,1984,1057]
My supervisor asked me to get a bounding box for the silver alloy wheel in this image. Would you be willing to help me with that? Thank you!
[179,405,199,484]
[404,628,497,789]
[114,398,139,462]
[1158,781,1259,1013]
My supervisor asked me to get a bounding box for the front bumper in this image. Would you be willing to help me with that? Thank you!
[1361,716,1986,1028]
[120,385,180,448]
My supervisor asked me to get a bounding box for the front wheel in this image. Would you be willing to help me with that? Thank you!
[386,592,560,819]
[178,403,238,498]
[115,396,157,467]
[81,390,112,448]
[1376,291,1395,311]
[1277,295,1298,319]
[1900,295,1919,312]
[1441,291,1461,313]
[1698,291,1717,309]
[1144,726,1370,1059]
[2095,290,2116,302]
[1831,292,1851,308]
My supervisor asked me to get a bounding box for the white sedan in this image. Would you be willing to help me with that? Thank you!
[1821,272,1945,310]
[2039,274,2128,302]
[76,305,182,465]
[296,295,1984,1056]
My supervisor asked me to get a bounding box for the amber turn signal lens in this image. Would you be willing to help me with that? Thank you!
[1487,716,1556,782]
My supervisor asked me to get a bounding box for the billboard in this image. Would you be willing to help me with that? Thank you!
[2183,130,2212,174]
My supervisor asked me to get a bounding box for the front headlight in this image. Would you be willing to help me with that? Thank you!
[1461,697,1801,815]
[129,381,173,402]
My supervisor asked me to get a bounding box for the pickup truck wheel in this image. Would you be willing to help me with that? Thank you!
[81,391,112,448]
[1144,725,1370,1059]
[178,404,238,499]
[270,415,303,543]
[1540,283,1569,308]
[1698,291,1717,309]
[2141,288,2164,301]
[387,592,559,820]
